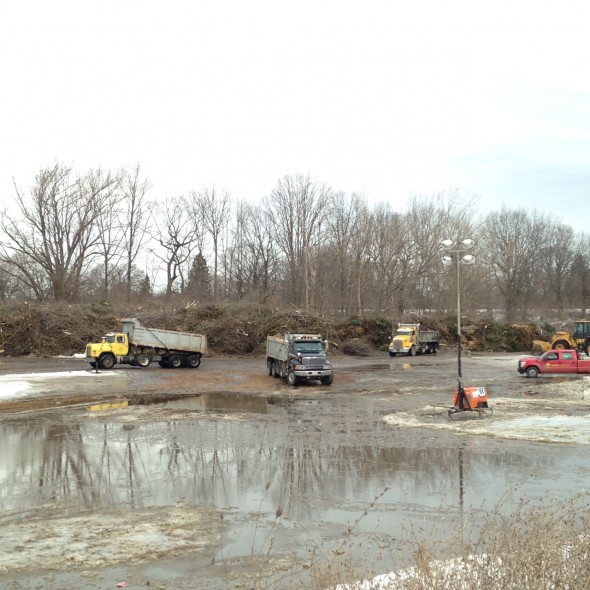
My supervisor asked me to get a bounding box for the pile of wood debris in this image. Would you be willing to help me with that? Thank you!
[0,302,544,357]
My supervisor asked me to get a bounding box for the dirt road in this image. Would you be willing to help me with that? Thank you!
[2,351,590,589]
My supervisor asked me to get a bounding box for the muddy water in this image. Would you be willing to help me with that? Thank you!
[2,353,590,589]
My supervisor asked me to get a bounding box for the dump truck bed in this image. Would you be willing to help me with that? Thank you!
[121,318,207,353]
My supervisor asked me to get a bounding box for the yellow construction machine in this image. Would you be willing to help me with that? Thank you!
[532,320,590,355]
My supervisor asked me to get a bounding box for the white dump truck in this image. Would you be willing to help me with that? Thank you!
[266,332,333,386]
[389,323,439,357]
[86,318,207,369]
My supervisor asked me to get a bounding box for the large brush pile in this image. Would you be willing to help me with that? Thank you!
[0,301,545,357]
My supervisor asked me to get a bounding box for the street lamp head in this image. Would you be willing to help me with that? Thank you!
[441,255,453,266]
[462,254,475,265]
[460,238,475,250]
[440,239,454,251]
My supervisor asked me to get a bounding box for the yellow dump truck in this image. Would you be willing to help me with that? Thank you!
[86,318,207,369]
[389,323,440,357]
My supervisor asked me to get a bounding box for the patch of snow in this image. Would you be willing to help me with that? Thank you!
[0,370,121,399]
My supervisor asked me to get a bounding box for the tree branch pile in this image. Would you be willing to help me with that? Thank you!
[0,302,545,357]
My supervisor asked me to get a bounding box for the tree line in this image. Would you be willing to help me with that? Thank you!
[1,163,589,323]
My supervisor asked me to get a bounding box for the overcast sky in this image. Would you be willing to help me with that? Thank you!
[2,0,589,233]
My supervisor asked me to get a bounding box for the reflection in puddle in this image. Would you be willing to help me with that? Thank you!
[160,392,269,413]
[2,406,590,569]
[346,363,391,372]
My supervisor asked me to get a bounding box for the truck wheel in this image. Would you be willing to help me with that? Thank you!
[136,354,151,368]
[409,346,416,357]
[287,370,298,386]
[186,354,201,369]
[267,360,273,376]
[526,366,540,378]
[99,354,116,370]
[554,340,569,350]
[321,373,333,385]
[169,355,183,369]
[272,361,281,378]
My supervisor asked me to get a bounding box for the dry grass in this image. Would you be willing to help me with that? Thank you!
[311,493,590,590]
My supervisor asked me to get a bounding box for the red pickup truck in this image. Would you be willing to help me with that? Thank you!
[518,349,590,377]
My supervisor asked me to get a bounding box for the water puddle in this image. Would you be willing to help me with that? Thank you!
[159,392,271,413]
[346,362,430,372]
[3,390,590,579]
[2,408,590,523]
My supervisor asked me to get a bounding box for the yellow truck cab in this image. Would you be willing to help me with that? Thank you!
[388,323,440,357]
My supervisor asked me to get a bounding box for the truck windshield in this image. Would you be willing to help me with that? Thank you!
[293,342,322,354]
[396,330,412,336]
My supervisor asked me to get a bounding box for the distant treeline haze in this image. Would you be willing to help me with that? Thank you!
[1,163,588,324]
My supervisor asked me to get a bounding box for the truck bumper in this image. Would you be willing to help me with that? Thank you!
[294,369,332,379]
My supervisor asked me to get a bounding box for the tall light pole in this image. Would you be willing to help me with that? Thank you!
[441,238,475,413]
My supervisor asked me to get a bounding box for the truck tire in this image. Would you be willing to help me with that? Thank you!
[186,354,201,369]
[99,354,116,370]
[526,366,540,378]
[136,354,151,368]
[409,346,416,357]
[279,362,287,379]
[321,373,333,385]
[267,359,273,375]
[553,340,569,350]
[287,370,298,386]
[272,361,281,378]
[169,355,183,369]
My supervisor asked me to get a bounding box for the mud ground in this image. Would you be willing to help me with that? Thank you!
[2,351,590,589]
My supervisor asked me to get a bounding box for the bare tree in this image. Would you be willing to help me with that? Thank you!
[537,221,575,316]
[481,207,549,322]
[406,191,481,315]
[324,192,368,316]
[367,203,407,315]
[0,164,117,301]
[224,201,281,302]
[92,173,125,300]
[265,174,331,310]
[191,187,231,299]
[120,164,153,304]
[570,234,590,316]
[151,196,198,299]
